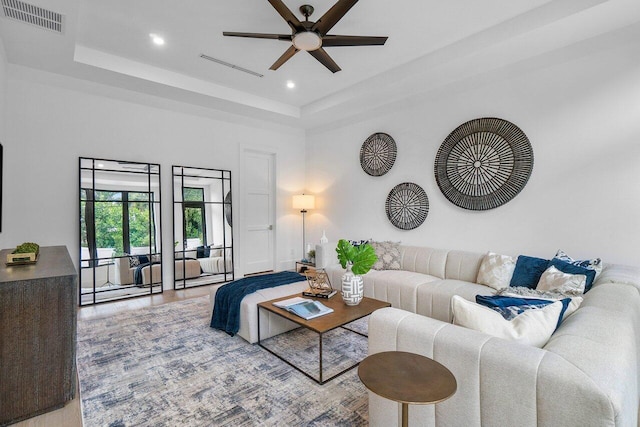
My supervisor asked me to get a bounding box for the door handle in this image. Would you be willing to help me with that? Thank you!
[268,225,273,230]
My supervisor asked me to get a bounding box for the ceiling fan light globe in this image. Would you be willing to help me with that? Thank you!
[292,31,322,51]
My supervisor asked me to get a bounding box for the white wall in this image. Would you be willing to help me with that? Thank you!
[0,36,6,238]
[0,36,6,141]
[0,66,306,285]
[306,39,640,266]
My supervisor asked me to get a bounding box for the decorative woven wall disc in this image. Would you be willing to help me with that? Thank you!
[385,182,429,230]
[224,191,232,226]
[360,132,397,176]
[434,117,533,211]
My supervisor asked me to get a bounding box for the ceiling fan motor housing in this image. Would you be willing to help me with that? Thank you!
[299,5,314,18]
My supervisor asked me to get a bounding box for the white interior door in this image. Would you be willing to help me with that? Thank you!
[242,150,275,275]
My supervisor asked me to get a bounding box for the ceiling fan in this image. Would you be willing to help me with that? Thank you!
[223,0,388,73]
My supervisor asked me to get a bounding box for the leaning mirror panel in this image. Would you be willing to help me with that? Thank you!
[173,166,234,289]
[79,158,163,305]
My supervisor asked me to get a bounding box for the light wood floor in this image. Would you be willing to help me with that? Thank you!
[13,285,218,427]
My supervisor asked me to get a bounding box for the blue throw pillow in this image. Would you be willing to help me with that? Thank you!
[196,246,210,259]
[137,255,149,264]
[510,255,550,289]
[476,295,571,330]
[547,258,596,293]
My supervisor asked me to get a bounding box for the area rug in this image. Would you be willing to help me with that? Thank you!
[76,296,370,426]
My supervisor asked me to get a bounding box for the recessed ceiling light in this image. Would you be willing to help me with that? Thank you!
[149,33,165,46]
[97,163,105,168]
[286,81,295,89]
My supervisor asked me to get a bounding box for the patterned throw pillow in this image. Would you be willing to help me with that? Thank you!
[348,239,370,247]
[554,250,602,277]
[547,258,596,293]
[536,265,586,295]
[476,252,516,290]
[494,288,584,323]
[371,241,401,270]
[128,255,140,268]
[475,295,569,323]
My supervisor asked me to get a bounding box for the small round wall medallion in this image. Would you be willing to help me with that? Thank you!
[385,182,429,230]
[434,117,533,211]
[360,132,397,176]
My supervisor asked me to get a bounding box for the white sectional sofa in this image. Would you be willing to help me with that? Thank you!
[315,242,640,427]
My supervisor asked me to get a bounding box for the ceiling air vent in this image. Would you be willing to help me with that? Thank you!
[200,54,263,78]
[1,0,64,33]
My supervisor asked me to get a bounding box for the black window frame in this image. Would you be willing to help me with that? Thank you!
[82,188,158,262]
[182,187,207,247]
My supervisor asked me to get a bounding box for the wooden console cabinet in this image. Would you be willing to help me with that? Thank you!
[0,246,77,425]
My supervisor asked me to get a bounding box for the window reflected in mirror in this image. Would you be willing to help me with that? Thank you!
[173,166,234,289]
[79,158,162,305]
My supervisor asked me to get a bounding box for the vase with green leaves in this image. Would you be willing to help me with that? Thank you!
[336,239,377,305]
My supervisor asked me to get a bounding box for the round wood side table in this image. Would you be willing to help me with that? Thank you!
[358,351,457,427]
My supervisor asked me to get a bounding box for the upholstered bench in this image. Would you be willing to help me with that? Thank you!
[209,279,309,343]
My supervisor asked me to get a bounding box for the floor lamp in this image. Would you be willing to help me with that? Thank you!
[293,194,315,262]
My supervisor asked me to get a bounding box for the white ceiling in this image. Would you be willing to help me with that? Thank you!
[0,0,639,129]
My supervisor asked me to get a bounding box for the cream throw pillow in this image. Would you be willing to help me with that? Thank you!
[537,265,586,295]
[476,252,516,290]
[451,295,563,348]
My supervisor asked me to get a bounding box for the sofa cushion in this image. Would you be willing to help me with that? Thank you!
[371,241,401,270]
[362,269,440,313]
[537,265,586,295]
[400,246,448,278]
[445,250,485,282]
[510,255,549,288]
[476,252,517,290]
[415,279,494,323]
[452,295,564,347]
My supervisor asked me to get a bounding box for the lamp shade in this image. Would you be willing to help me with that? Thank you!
[293,194,315,210]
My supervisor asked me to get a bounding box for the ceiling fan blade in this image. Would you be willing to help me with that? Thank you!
[322,35,388,47]
[268,0,304,32]
[269,45,299,70]
[312,0,358,35]
[308,48,341,73]
[223,32,292,41]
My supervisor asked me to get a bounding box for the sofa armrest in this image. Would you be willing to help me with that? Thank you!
[368,307,619,427]
[594,263,640,293]
[113,257,133,285]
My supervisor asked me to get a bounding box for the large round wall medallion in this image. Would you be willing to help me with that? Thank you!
[434,117,533,211]
[385,182,429,230]
[360,132,397,176]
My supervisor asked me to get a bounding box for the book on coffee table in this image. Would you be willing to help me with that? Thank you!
[302,288,337,299]
[273,297,334,320]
